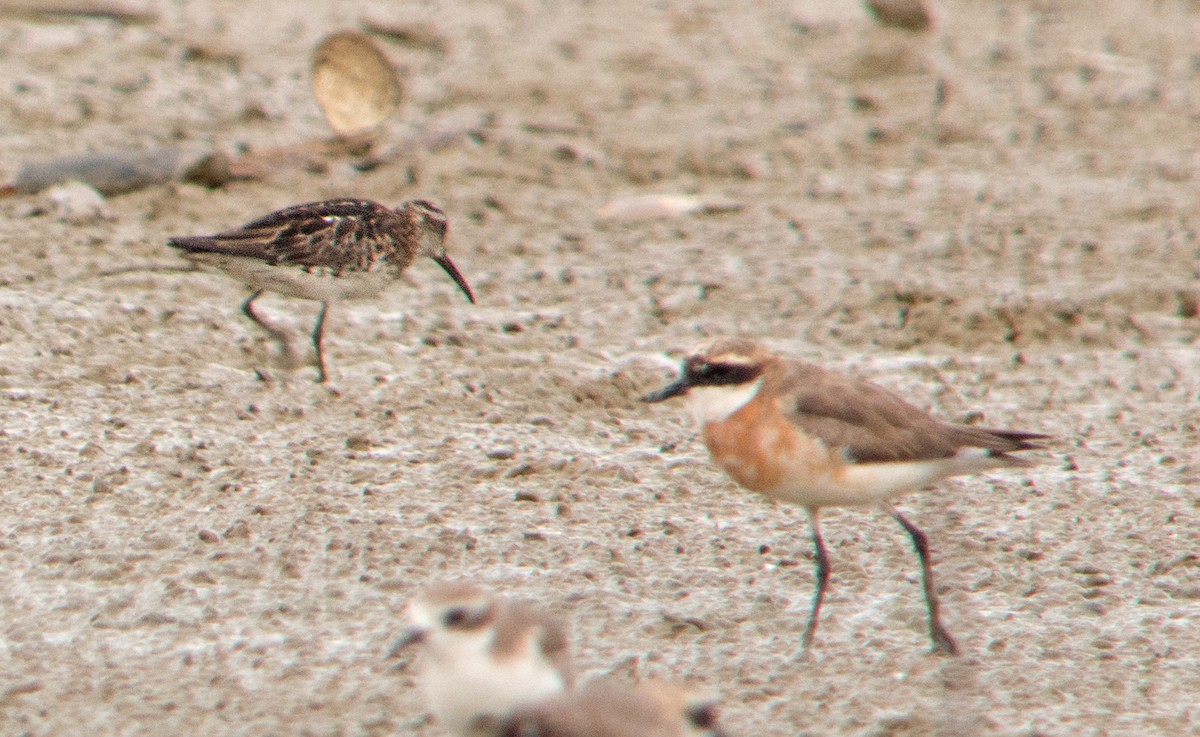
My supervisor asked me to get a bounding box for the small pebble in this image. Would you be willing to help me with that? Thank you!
[45,181,109,224]
[597,194,703,222]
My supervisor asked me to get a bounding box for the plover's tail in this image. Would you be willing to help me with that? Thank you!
[960,427,1051,468]
[980,428,1050,450]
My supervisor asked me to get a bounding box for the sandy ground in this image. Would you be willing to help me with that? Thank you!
[1,1,1199,735]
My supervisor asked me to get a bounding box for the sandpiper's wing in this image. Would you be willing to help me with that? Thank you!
[168,199,394,271]
[776,361,1047,463]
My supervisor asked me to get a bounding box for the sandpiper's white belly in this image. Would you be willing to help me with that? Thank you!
[189,253,393,302]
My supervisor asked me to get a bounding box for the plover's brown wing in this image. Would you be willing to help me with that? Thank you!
[169,199,394,272]
[490,600,575,688]
[777,362,1047,463]
[534,609,576,688]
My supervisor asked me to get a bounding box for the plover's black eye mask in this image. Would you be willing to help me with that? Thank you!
[442,604,492,630]
[686,360,761,387]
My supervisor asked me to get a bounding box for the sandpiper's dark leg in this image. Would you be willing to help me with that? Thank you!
[241,290,291,346]
[800,508,831,653]
[240,290,299,372]
[886,504,960,655]
[311,302,329,383]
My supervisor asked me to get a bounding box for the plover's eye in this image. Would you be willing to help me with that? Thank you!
[685,703,718,730]
[442,607,469,627]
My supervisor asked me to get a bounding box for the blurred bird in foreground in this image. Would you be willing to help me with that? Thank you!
[392,581,574,736]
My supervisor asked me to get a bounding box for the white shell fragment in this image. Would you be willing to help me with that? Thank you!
[597,194,742,222]
[310,31,403,137]
[44,181,109,224]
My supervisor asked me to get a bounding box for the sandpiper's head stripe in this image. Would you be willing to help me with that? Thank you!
[406,199,446,216]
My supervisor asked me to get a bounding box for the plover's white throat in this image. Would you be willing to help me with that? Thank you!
[643,337,1048,655]
[393,581,574,736]
[168,198,475,382]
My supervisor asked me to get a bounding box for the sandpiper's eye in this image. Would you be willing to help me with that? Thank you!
[443,607,469,627]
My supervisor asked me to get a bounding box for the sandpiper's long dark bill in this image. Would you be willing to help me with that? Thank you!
[168,198,474,382]
[642,337,1049,655]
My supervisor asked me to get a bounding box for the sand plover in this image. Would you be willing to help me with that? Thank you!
[168,198,475,382]
[642,338,1047,655]
[496,678,730,737]
[392,581,575,736]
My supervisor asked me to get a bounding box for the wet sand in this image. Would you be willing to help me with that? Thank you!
[1,1,1198,735]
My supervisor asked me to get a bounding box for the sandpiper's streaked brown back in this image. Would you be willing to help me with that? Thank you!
[168,198,474,382]
[642,337,1049,655]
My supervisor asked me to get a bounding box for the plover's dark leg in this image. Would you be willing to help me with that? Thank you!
[800,507,831,653]
[241,290,298,369]
[311,302,329,383]
[886,504,960,656]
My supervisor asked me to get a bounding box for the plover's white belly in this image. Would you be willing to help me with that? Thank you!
[425,656,566,736]
[189,253,393,302]
[769,449,1013,508]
